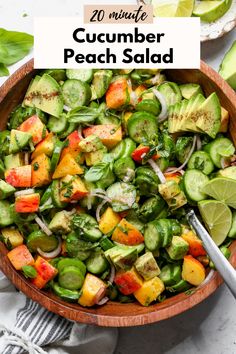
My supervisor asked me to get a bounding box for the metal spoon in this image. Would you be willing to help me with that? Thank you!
[186,209,236,299]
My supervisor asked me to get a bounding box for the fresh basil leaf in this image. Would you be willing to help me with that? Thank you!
[67,106,101,124]
[0,63,9,77]
[0,28,33,65]
[85,162,110,182]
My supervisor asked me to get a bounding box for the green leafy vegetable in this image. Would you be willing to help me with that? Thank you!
[0,63,9,77]
[67,106,101,124]
[22,265,37,279]
[0,28,33,66]
[85,162,111,182]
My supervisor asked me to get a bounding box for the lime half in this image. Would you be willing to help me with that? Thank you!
[193,0,232,23]
[152,0,194,17]
[201,177,236,209]
[198,200,232,245]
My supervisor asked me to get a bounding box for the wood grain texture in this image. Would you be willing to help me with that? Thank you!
[0,59,236,327]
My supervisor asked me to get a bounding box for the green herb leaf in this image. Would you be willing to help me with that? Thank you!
[67,106,101,124]
[85,162,110,182]
[0,63,9,77]
[0,28,33,65]
[22,265,37,279]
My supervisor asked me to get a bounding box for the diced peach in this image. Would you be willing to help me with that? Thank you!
[61,131,84,163]
[182,231,206,257]
[31,132,56,159]
[78,273,107,307]
[15,193,40,213]
[114,267,143,295]
[134,277,165,306]
[106,77,131,109]
[19,115,47,145]
[52,153,84,179]
[182,255,206,286]
[31,153,51,187]
[31,256,58,289]
[83,124,122,149]
[60,175,88,202]
[7,245,34,270]
[5,165,32,188]
[99,207,121,234]
[112,218,144,246]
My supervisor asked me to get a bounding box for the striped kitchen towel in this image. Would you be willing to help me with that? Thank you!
[0,274,118,354]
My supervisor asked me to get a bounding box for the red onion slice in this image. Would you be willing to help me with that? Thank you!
[147,159,166,184]
[96,200,107,222]
[165,135,197,175]
[196,135,202,151]
[152,88,168,122]
[35,216,52,236]
[94,287,107,305]
[96,296,109,306]
[37,238,62,259]
[63,105,71,112]
[108,265,115,284]
[15,189,35,197]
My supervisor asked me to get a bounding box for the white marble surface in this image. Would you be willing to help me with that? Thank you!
[0,1,236,354]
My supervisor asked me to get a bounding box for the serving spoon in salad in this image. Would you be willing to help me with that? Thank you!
[187,209,236,299]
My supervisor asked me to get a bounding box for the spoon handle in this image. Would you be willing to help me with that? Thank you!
[187,210,236,299]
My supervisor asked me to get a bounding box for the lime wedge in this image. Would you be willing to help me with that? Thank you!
[193,0,232,23]
[176,0,195,16]
[201,177,236,209]
[152,0,194,17]
[198,200,232,245]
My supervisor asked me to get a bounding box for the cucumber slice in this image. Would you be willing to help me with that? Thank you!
[100,236,115,251]
[57,258,86,276]
[40,185,52,205]
[158,81,182,107]
[86,251,109,274]
[106,182,136,212]
[144,220,163,251]
[228,211,236,238]
[110,140,126,160]
[62,79,91,108]
[166,279,191,293]
[52,282,80,302]
[204,137,235,168]
[0,200,14,227]
[122,138,136,158]
[136,99,161,116]
[58,265,84,290]
[160,264,182,286]
[59,122,76,139]
[157,219,172,247]
[27,230,58,252]
[51,180,67,208]
[187,151,214,175]
[50,140,64,172]
[66,69,94,83]
[127,112,158,143]
[48,114,68,134]
[183,169,209,202]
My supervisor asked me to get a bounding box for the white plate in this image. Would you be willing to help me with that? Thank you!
[138,0,236,42]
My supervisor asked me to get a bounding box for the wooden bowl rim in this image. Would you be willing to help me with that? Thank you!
[0,59,236,327]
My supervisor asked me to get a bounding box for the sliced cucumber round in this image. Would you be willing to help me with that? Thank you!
[52,282,80,302]
[66,69,94,83]
[127,111,158,143]
[106,182,136,212]
[27,230,58,252]
[86,251,109,274]
[48,114,68,134]
[57,258,86,276]
[183,169,209,202]
[62,79,91,108]
[58,265,84,290]
[188,151,214,175]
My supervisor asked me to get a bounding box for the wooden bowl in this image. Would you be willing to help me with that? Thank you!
[1,59,236,327]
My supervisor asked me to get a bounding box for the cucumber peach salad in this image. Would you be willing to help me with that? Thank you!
[0,68,235,307]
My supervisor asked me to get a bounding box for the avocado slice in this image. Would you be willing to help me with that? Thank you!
[104,245,138,270]
[166,236,189,260]
[219,41,236,90]
[180,83,203,100]
[91,70,113,100]
[48,210,72,234]
[135,252,160,280]
[183,94,205,132]
[196,92,221,138]
[79,134,104,153]
[9,130,32,154]
[0,180,15,200]
[23,74,64,117]
[218,166,236,180]
[4,153,26,170]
